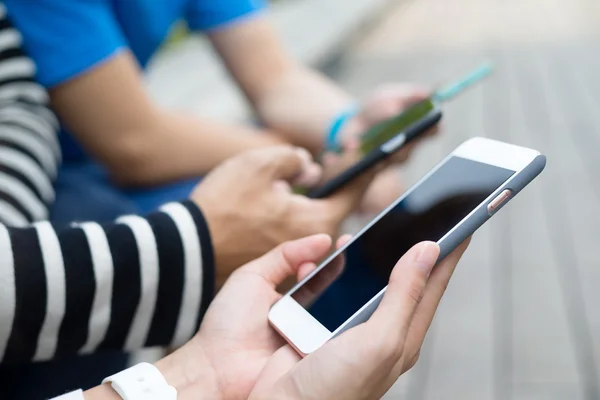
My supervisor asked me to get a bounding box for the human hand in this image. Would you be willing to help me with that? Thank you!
[153,234,348,400]
[337,83,438,161]
[249,239,470,400]
[322,84,439,215]
[85,235,468,400]
[190,146,374,287]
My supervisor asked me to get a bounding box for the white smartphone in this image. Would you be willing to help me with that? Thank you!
[269,137,546,355]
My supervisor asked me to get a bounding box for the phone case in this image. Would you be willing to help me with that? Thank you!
[360,99,436,155]
[330,154,547,339]
[307,109,443,199]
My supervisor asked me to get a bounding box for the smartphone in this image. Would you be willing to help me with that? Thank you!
[269,137,546,355]
[307,107,442,199]
[360,62,493,155]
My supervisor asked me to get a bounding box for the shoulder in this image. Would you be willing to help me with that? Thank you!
[4,0,125,87]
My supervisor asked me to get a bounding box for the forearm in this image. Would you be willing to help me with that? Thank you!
[208,18,354,155]
[110,111,286,186]
[45,49,287,187]
[254,64,354,154]
[0,201,215,364]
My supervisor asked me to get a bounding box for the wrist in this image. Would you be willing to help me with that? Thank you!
[325,106,360,153]
[84,384,121,400]
[84,345,220,400]
[154,340,222,400]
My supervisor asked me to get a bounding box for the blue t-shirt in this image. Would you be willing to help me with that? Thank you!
[5,0,266,161]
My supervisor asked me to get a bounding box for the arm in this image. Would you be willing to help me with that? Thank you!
[0,200,215,364]
[49,52,285,186]
[209,16,356,154]
[5,0,284,187]
[58,238,468,400]
[0,6,60,225]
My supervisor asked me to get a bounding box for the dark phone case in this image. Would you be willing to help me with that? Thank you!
[306,150,384,199]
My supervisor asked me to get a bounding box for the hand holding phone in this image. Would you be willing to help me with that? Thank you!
[270,137,546,355]
[250,240,469,400]
[307,108,442,198]
[360,62,494,154]
[167,231,469,400]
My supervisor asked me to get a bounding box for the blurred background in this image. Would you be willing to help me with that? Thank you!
[145,0,600,398]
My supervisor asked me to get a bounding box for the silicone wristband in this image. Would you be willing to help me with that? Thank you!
[102,363,177,400]
[325,106,358,153]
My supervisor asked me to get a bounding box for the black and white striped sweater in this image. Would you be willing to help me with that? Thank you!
[0,3,59,226]
[0,200,215,364]
[0,6,215,364]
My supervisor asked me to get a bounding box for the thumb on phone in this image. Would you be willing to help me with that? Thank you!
[256,146,321,187]
[319,163,381,221]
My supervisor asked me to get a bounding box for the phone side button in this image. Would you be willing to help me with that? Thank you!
[487,189,512,215]
[381,133,407,153]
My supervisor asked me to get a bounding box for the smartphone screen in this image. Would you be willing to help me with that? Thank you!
[289,156,515,331]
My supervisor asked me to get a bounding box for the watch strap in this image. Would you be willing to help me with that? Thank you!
[102,362,177,400]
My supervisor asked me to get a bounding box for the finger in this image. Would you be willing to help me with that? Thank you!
[336,234,352,249]
[297,261,318,282]
[292,163,322,188]
[362,84,431,123]
[291,148,323,187]
[292,251,346,307]
[321,152,340,167]
[403,238,470,350]
[368,242,440,340]
[383,83,431,104]
[243,234,333,288]
[256,146,317,182]
[295,234,351,289]
[384,239,470,384]
[251,345,301,394]
[364,100,404,123]
[273,180,293,194]
[320,148,363,181]
[343,136,361,152]
[394,87,431,106]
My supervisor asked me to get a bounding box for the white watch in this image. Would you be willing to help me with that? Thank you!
[102,362,177,400]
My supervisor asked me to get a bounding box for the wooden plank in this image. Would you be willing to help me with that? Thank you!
[507,47,592,398]
[336,1,600,398]
[512,384,586,400]
[420,53,495,400]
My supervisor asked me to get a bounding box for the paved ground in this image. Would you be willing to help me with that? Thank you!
[329,0,600,398]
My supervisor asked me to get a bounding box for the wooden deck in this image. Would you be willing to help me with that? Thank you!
[333,0,600,398]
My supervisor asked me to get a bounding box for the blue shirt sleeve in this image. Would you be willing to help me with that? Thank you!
[186,0,267,31]
[4,0,126,88]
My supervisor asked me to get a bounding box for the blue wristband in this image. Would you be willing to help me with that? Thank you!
[325,107,359,153]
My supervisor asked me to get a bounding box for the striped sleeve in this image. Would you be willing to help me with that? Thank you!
[0,201,215,364]
[0,4,59,226]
